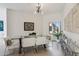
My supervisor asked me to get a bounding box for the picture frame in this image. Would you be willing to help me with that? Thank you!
[0,20,4,31]
[24,22,34,31]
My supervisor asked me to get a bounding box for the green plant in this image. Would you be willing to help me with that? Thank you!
[53,31,62,39]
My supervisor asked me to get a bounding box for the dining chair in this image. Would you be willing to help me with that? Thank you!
[4,38,19,56]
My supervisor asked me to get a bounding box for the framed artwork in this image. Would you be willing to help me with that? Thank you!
[0,20,4,31]
[24,22,34,31]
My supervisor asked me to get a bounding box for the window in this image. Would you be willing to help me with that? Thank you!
[49,20,61,34]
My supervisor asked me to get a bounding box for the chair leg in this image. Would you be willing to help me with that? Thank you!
[44,44,46,48]
[34,45,38,53]
[22,48,25,56]
[4,47,7,56]
[35,48,38,53]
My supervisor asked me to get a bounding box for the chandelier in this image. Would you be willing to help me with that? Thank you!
[35,3,43,14]
[36,3,41,13]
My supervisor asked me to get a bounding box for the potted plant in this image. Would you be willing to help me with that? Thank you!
[53,25,62,39]
[53,31,62,39]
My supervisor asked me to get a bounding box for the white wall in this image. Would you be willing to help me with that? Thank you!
[33,13,43,35]
[7,10,37,37]
[0,8,7,56]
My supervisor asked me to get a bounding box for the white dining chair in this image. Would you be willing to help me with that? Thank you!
[4,38,19,56]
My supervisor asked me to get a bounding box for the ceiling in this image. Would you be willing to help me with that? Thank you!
[0,3,66,14]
